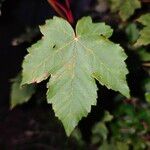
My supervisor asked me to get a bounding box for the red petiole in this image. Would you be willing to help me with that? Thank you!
[47,0,74,24]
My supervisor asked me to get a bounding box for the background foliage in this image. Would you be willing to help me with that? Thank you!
[0,0,150,149]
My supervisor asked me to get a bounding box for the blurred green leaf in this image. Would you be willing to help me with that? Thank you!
[143,78,150,103]
[137,48,150,61]
[143,78,150,91]
[102,111,113,122]
[100,141,129,150]
[125,23,139,43]
[11,74,35,108]
[145,92,150,103]
[116,142,129,150]
[135,13,150,46]
[70,128,85,148]
[92,122,108,143]
[137,13,150,26]
[110,0,141,21]
[92,111,113,144]
[100,141,115,150]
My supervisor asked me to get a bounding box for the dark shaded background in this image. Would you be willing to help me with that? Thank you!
[0,0,149,149]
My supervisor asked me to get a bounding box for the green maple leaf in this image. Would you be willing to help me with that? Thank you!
[135,13,150,46]
[22,16,130,136]
[110,0,141,21]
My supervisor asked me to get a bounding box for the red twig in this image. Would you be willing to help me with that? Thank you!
[65,0,71,8]
[47,0,66,18]
[47,0,74,24]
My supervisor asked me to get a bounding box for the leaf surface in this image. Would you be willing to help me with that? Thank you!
[22,16,129,136]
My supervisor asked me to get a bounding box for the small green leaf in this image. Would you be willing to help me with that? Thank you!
[137,48,150,61]
[92,122,108,142]
[11,74,35,108]
[22,16,130,136]
[145,92,150,103]
[102,111,113,122]
[137,13,150,26]
[119,0,141,21]
[71,128,85,147]
[135,27,150,46]
[116,142,129,150]
[143,78,150,103]
[135,13,150,46]
[100,141,116,150]
[125,23,139,43]
[110,0,141,21]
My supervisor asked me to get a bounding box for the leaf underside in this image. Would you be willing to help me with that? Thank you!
[22,16,130,136]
